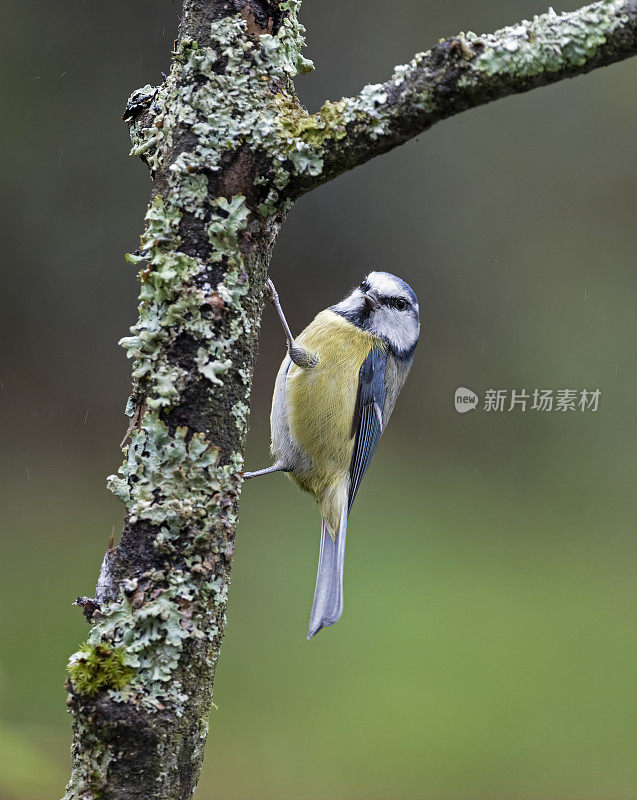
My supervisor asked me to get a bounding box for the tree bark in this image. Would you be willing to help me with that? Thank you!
[62,1,637,798]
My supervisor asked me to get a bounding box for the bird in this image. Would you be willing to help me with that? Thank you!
[244,271,420,638]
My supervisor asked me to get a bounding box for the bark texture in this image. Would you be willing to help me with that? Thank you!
[63,1,637,798]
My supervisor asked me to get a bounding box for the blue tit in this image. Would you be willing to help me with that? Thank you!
[244,271,419,638]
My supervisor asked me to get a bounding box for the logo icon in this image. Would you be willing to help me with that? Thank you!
[454,387,478,413]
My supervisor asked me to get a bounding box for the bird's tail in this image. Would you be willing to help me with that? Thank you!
[307,503,348,639]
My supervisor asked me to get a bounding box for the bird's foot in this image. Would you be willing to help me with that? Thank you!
[289,344,319,369]
[264,278,278,305]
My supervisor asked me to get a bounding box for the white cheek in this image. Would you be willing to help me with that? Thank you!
[371,307,393,339]
[372,308,419,352]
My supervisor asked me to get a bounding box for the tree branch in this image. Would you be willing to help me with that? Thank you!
[284,0,637,195]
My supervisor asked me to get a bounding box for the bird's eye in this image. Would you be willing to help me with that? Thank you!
[395,298,407,310]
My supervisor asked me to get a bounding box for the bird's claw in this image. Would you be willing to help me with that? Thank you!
[290,344,319,369]
[264,278,277,304]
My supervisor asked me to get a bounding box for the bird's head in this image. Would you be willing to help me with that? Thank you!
[331,271,420,360]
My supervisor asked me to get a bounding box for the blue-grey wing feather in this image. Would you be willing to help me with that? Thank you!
[348,347,387,510]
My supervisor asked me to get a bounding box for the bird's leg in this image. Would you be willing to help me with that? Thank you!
[264,278,294,348]
[265,278,318,369]
[243,463,287,479]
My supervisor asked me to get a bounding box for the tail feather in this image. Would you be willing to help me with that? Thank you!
[307,504,348,639]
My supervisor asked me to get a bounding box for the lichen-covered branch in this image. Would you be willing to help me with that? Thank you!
[279,0,637,194]
[63,2,318,798]
[63,0,637,798]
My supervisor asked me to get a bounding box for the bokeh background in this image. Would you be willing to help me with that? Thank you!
[1,1,636,798]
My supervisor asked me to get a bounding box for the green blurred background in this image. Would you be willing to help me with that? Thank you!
[1,1,636,798]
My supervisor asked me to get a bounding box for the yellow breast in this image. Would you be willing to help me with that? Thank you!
[285,310,385,523]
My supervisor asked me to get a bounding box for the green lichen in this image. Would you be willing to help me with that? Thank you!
[108,417,227,528]
[119,193,252,409]
[127,84,163,170]
[67,643,134,698]
[259,0,314,76]
[107,193,250,717]
[231,400,250,428]
[477,1,629,76]
[196,347,233,385]
[275,93,347,148]
[101,413,242,709]
[269,81,391,188]
[120,197,199,409]
[207,195,250,263]
[127,10,313,191]
[175,173,209,217]
[82,571,223,713]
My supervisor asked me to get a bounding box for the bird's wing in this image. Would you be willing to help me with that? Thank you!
[348,346,387,511]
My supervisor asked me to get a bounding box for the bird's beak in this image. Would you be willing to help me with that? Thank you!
[364,289,381,310]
